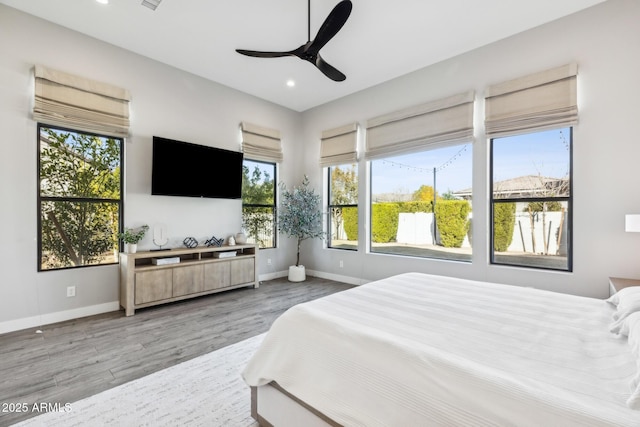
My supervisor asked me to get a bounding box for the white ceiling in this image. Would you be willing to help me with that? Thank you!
[1,0,606,112]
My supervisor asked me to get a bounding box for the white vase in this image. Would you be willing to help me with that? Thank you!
[126,243,138,254]
[288,265,306,282]
[235,232,247,244]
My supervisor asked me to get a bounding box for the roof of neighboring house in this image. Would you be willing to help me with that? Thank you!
[453,175,569,199]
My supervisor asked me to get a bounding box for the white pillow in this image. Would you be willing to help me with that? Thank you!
[607,285,640,307]
[611,288,640,322]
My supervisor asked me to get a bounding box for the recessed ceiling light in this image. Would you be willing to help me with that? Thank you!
[286,80,296,88]
[96,0,109,4]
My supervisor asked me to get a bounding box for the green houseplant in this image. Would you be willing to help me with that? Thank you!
[278,176,324,281]
[119,225,149,253]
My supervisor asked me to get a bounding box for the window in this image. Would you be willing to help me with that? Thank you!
[490,127,572,271]
[242,159,276,249]
[370,143,472,261]
[38,124,123,271]
[328,164,358,250]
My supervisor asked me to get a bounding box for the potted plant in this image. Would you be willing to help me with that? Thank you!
[119,225,149,253]
[278,176,324,282]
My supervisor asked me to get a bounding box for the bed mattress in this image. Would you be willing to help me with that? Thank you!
[243,272,640,426]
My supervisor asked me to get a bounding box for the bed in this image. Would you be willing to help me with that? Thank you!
[242,272,640,426]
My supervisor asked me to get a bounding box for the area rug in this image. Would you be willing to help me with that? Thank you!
[16,334,265,427]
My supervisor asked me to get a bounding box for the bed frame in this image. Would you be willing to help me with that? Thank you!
[251,383,340,427]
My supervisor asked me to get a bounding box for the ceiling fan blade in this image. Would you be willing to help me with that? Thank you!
[306,0,352,55]
[236,49,294,58]
[315,55,346,82]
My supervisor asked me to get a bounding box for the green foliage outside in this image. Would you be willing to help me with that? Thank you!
[370,200,471,246]
[242,164,274,205]
[342,206,358,240]
[370,201,433,243]
[39,127,121,269]
[412,185,435,202]
[242,163,275,248]
[493,202,516,252]
[371,203,400,243]
[397,201,433,213]
[435,200,471,248]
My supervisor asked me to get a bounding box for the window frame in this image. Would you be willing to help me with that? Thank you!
[327,164,358,251]
[367,143,473,262]
[37,123,124,272]
[241,159,277,249]
[489,127,573,272]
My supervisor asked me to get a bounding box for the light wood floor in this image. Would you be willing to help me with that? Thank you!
[0,276,352,426]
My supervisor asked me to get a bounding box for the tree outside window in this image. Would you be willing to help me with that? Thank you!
[328,164,358,250]
[242,160,276,249]
[38,125,123,271]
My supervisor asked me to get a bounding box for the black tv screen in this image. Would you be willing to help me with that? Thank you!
[151,136,243,199]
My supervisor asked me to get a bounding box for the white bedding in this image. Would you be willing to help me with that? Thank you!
[242,273,640,426]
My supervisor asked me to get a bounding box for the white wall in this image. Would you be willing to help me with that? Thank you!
[0,5,301,332]
[300,0,640,299]
[2,0,640,333]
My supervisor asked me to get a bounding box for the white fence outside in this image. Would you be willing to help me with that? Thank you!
[395,209,567,255]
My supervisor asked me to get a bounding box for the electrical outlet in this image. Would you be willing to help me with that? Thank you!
[339,260,344,268]
[267,258,272,265]
[66,286,76,297]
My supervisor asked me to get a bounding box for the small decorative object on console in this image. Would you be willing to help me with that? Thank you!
[151,256,180,265]
[228,235,236,246]
[213,251,237,259]
[205,236,224,247]
[183,237,198,248]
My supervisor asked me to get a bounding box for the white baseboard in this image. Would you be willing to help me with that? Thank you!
[260,269,366,286]
[0,301,120,335]
[259,270,288,282]
[306,270,369,286]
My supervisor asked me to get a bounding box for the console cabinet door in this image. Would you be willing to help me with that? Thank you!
[230,258,255,285]
[135,269,172,304]
[173,264,204,297]
[204,262,231,291]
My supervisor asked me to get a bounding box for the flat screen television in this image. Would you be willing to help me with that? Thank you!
[151,136,243,199]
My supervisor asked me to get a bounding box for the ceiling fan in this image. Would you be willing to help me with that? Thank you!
[236,0,353,82]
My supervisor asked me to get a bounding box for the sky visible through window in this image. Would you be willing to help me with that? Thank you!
[372,144,473,197]
[372,127,569,197]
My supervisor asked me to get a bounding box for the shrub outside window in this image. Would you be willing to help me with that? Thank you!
[370,143,472,261]
[242,159,276,249]
[490,127,572,271]
[38,124,123,271]
[328,164,358,250]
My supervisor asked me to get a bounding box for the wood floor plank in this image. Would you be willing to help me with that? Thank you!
[0,276,352,426]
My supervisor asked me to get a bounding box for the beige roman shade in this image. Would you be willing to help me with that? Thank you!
[484,63,578,138]
[320,123,358,167]
[33,65,131,138]
[240,122,283,163]
[365,90,475,160]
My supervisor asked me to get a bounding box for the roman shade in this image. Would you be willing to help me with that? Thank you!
[33,65,131,138]
[240,122,283,163]
[320,123,358,167]
[484,63,578,138]
[365,90,475,160]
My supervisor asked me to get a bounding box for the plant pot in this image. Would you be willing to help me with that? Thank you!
[288,265,306,282]
[125,243,138,254]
